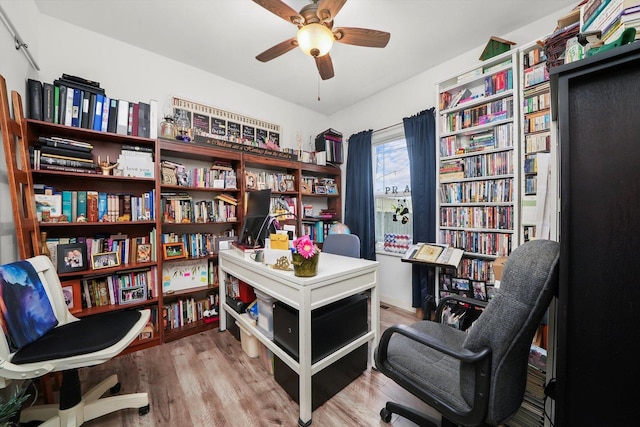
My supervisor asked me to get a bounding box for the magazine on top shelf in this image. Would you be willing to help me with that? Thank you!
[402,242,464,268]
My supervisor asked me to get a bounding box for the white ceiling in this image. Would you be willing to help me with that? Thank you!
[34,0,577,116]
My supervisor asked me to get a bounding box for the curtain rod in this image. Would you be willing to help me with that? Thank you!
[0,5,40,71]
[373,122,402,134]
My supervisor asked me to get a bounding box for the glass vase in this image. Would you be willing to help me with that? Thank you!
[292,252,319,277]
[40,231,51,259]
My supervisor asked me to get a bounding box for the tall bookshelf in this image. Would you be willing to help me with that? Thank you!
[520,42,556,245]
[435,50,520,293]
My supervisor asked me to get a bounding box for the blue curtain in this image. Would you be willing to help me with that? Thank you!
[345,130,376,260]
[403,108,436,316]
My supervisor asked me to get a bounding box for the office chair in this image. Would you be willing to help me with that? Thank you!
[321,233,361,258]
[375,239,559,426]
[0,255,151,426]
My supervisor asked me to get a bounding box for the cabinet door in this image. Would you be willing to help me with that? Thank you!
[554,43,640,426]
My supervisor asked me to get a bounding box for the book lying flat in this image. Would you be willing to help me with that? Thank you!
[402,243,464,268]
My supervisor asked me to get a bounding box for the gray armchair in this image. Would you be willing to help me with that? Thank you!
[375,239,559,426]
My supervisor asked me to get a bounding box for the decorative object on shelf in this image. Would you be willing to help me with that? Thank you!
[40,231,51,258]
[479,36,516,60]
[96,155,119,175]
[163,242,187,260]
[174,109,192,142]
[90,251,120,270]
[56,243,88,273]
[291,235,320,277]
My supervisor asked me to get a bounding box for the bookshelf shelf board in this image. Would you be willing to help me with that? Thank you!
[163,285,216,298]
[160,184,239,193]
[32,169,156,183]
[440,201,514,207]
[438,51,514,90]
[38,220,157,228]
[57,262,158,279]
[163,319,219,343]
[73,298,159,318]
[161,254,218,264]
[26,119,156,145]
[440,226,514,233]
[160,220,239,227]
[440,173,515,184]
[440,146,514,161]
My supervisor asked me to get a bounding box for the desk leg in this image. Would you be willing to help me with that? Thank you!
[298,288,312,426]
[370,273,380,368]
[218,262,226,332]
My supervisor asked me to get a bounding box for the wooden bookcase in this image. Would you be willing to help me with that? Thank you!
[17,114,343,348]
[24,120,162,352]
[435,50,520,294]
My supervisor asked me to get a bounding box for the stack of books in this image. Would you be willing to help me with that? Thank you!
[32,136,97,174]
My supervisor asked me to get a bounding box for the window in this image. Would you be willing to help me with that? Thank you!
[373,126,412,254]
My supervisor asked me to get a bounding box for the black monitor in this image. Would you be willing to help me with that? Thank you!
[239,189,274,248]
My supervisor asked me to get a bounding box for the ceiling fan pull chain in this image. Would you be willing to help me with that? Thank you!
[317,75,321,101]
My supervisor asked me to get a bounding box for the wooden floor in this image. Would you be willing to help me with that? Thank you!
[71,304,441,427]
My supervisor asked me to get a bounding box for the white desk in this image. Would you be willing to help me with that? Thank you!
[218,250,379,426]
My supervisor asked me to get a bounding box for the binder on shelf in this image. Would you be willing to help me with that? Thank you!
[402,243,464,268]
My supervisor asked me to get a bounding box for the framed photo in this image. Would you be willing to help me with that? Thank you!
[56,243,88,273]
[300,182,312,194]
[439,274,452,291]
[314,185,326,195]
[137,244,152,263]
[245,172,258,190]
[216,236,237,253]
[451,277,470,291]
[278,180,287,192]
[285,179,295,192]
[61,279,82,314]
[119,284,147,305]
[326,183,338,195]
[472,280,487,301]
[225,174,237,189]
[163,242,187,260]
[91,251,120,270]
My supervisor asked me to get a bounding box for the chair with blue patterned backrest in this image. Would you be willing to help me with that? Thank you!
[0,256,151,426]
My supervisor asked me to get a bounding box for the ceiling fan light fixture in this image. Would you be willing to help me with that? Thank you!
[297,23,334,57]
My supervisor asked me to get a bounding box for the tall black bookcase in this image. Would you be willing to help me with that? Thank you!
[551,42,640,426]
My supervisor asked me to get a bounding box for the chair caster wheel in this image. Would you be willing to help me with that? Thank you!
[380,407,392,423]
[139,404,150,416]
[109,383,121,394]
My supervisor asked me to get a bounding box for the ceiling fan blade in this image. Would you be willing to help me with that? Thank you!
[315,54,335,80]
[333,27,390,48]
[253,0,303,25]
[256,37,298,62]
[316,0,347,23]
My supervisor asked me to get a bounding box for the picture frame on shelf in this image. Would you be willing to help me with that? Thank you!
[285,179,295,192]
[246,172,257,190]
[278,180,287,192]
[451,277,470,291]
[56,243,88,273]
[225,174,237,189]
[472,280,487,301]
[91,251,120,270]
[119,284,147,305]
[314,185,326,195]
[300,183,312,194]
[61,279,82,314]
[215,236,237,253]
[136,244,152,263]
[326,183,338,195]
[163,242,187,260]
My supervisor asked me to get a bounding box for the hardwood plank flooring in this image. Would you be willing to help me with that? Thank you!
[70,304,441,427]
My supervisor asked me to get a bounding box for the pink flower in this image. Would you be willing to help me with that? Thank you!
[293,235,318,259]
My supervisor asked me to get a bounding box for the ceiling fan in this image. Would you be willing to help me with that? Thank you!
[253,0,390,80]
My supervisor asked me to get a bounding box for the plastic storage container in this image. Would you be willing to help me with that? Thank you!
[254,289,276,339]
[236,321,259,358]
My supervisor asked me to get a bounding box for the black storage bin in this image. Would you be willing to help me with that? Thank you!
[225,312,240,341]
[273,294,369,409]
[274,343,368,410]
[273,293,368,362]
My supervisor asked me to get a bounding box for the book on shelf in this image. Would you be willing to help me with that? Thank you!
[27,78,43,120]
[43,82,55,123]
[402,243,464,268]
[37,145,94,160]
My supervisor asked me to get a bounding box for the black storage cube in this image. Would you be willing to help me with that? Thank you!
[226,312,240,341]
[274,343,368,410]
[273,294,368,362]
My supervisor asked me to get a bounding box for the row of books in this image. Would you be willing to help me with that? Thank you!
[34,188,156,223]
[439,205,514,230]
[160,232,220,258]
[525,132,551,154]
[80,266,158,309]
[160,193,238,224]
[523,89,550,114]
[245,170,296,192]
[160,160,237,189]
[523,62,550,88]
[438,230,513,257]
[439,123,513,158]
[26,75,157,138]
[524,111,551,134]
[441,98,514,133]
[300,220,337,243]
[163,294,218,331]
[31,135,98,173]
[441,151,514,181]
[440,178,513,205]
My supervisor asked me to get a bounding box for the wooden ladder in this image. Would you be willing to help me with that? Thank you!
[0,74,40,259]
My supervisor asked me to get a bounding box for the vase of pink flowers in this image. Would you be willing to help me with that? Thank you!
[291,235,320,277]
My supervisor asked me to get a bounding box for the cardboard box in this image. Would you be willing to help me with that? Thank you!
[493,257,508,281]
